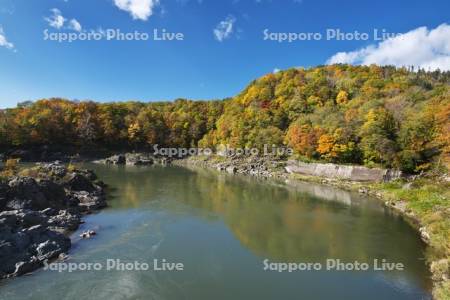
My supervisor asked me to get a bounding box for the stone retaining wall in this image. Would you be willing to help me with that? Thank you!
[285,160,402,182]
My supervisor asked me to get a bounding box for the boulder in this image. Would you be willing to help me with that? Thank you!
[48,210,81,231]
[132,159,153,166]
[105,154,126,165]
[0,182,9,210]
[80,230,96,239]
[36,240,66,261]
[0,213,71,278]
[7,177,48,210]
[40,207,57,216]
[64,173,95,192]
[38,180,67,207]
[358,187,369,194]
[11,231,31,251]
[37,162,67,178]
[0,241,16,258]
[25,224,47,242]
[78,169,97,181]
[125,153,154,166]
[71,191,106,212]
[20,210,47,228]
[226,166,237,174]
[0,210,21,227]
[13,258,41,277]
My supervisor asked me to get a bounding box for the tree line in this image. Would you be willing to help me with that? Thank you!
[0,64,449,173]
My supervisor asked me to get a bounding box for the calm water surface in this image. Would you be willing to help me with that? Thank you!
[0,164,431,300]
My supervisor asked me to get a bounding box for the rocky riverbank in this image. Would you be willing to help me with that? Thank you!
[172,154,289,178]
[174,154,449,299]
[93,152,172,166]
[0,162,107,279]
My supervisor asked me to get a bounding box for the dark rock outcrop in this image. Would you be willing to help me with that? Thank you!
[65,173,96,192]
[0,209,72,278]
[0,182,9,211]
[7,177,48,210]
[97,153,157,166]
[0,162,107,279]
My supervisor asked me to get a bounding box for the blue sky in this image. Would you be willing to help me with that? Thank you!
[0,0,449,108]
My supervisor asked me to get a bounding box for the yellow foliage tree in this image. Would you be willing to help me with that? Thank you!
[317,134,337,159]
[336,90,349,105]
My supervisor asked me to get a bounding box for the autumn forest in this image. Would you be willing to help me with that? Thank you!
[1,64,449,173]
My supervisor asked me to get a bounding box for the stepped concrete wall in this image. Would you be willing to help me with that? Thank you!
[285,161,402,182]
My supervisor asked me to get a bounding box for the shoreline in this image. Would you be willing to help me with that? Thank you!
[172,154,449,299]
[2,152,448,298]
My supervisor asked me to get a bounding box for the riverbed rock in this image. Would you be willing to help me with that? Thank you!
[35,239,69,261]
[7,177,48,210]
[0,182,8,210]
[358,186,369,194]
[174,155,287,179]
[419,227,431,243]
[70,191,106,212]
[125,153,154,166]
[0,162,107,279]
[226,166,237,174]
[65,173,96,192]
[47,210,81,232]
[216,165,225,171]
[38,179,67,207]
[0,215,71,278]
[80,230,96,239]
[98,153,169,166]
[13,259,40,277]
[105,154,126,165]
[37,161,67,178]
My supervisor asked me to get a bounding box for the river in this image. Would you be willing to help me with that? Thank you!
[0,163,432,299]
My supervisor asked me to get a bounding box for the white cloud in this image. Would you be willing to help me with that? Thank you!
[68,19,82,32]
[273,68,280,73]
[213,15,236,42]
[114,0,160,21]
[327,23,450,71]
[45,9,83,32]
[45,8,66,29]
[0,26,14,50]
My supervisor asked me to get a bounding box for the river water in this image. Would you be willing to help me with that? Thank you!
[0,164,431,300]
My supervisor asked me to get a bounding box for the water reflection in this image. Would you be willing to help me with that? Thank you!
[90,163,430,290]
[0,163,432,300]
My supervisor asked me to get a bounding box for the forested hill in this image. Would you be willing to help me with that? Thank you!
[1,64,449,173]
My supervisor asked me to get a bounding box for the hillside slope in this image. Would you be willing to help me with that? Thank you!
[0,64,449,173]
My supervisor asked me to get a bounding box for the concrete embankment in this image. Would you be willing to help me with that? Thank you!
[285,160,402,182]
